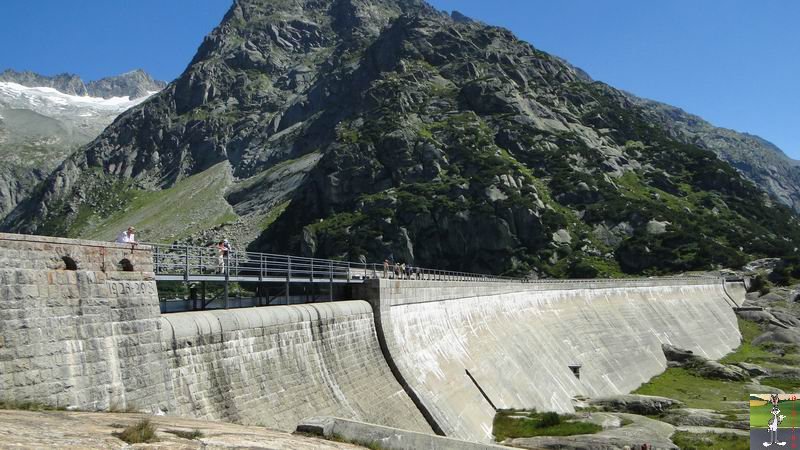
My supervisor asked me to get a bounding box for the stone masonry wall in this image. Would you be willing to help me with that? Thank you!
[0,233,168,411]
[0,233,430,434]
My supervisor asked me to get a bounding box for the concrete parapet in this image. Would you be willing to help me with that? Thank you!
[298,416,508,450]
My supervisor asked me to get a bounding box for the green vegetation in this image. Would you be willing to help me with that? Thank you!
[326,433,385,450]
[492,409,602,442]
[634,368,750,411]
[76,162,237,243]
[165,428,204,440]
[259,200,291,231]
[0,399,66,411]
[721,318,800,369]
[759,377,800,392]
[112,419,158,444]
[670,431,749,450]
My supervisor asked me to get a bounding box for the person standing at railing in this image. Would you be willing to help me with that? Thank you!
[393,262,401,279]
[115,226,137,244]
[222,239,232,274]
[215,240,226,274]
[115,226,137,252]
[383,259,389,279]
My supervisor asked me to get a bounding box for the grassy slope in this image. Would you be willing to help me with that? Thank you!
[80,162,237,243]
[492,410,602,442]
[635,317,800,428]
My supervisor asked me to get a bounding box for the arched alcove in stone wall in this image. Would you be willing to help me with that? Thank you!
[118,258,134,272]
[61,256,78,270]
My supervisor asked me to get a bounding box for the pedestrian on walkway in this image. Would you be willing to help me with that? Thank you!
[216,240,226,273]
[383,259,390,278]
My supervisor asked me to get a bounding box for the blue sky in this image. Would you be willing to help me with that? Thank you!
[1,0,797,158]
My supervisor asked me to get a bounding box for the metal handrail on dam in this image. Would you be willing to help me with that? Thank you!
[149,243,524,284]
[149,242,731,312]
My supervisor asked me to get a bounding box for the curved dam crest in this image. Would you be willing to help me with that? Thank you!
[0,233,742,443]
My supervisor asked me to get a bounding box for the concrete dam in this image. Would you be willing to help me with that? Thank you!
[0,233,744,443]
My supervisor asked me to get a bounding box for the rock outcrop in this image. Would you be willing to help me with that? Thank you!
[662,344,748,381]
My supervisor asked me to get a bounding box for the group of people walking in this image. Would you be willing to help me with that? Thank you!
[382,259,420,279]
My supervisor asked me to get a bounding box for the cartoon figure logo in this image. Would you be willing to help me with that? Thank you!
[765,394,787,447]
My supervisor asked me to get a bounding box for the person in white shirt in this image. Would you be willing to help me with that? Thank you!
[115,226,136,244]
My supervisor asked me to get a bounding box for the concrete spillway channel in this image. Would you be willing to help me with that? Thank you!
[0,232,743,446]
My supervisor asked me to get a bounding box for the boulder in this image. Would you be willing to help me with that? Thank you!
[734,362,770,376]
[661,344,748,381]
[660,408,725,427]
[588,394,683,415]
[646,219,670,235]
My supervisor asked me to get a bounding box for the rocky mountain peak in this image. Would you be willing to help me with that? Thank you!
[86,69,167,99]
[0,69,87,96]
[0,68,165,99]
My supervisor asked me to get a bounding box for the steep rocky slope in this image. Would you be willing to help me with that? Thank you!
[0,71,164,222]
[4,0,800,277]
[630,94,800,212]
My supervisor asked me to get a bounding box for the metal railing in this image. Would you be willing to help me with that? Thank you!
[147,242,526,283]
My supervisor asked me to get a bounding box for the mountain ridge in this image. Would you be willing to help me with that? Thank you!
[3,0,799,278]
[0,68,166,99]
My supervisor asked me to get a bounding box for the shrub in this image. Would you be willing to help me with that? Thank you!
[537,411,561,428]
[112,419,158,444]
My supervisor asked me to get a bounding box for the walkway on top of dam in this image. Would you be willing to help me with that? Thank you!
[149,242,524,285]
[149,242,745,313]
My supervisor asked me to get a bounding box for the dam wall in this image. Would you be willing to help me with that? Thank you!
[0,233,744,443]
[161,301,431,432]
[0,233,430,433]
[0,233,168,411]
[355,278,742,442]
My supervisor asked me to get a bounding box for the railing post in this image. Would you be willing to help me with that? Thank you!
[184,245,189,282]
[223,254,229,310]
[347,262,351,281]
[286,256,292,305]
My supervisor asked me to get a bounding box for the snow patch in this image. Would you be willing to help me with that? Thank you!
[0,81,154,114]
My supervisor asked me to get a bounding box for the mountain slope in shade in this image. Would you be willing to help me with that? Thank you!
[4,0,800,278]
[0,70,164,222]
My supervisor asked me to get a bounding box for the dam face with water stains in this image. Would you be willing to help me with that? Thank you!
[0,233,743,442]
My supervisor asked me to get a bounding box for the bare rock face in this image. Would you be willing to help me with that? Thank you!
[4,0,800,278]
[631,95,800,213]
[87,69,167,99]
[588,394,683,415]
[662,344,748,381]
[0,410,363,449]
